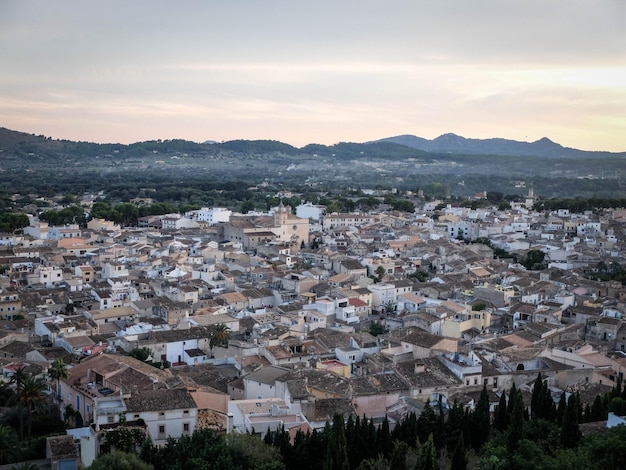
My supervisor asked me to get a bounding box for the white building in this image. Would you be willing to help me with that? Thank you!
[194,207,232,225]
[228,398,309,439]
[296,202,326,221]
[367,283,397,309]
[124,388,198,445]
[39,266,63,287]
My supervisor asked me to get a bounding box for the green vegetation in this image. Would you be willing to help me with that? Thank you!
[0,213,29,233]
[520,249,547,271]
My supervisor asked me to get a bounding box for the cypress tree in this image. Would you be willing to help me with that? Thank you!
[493,391,508,432]
[507,383,518,415]
[556,391,566,426]
[366,416,378,461]
[591,393,606,421]
[471,385,491,449]
[325,414,349,470]
[507,389,525,453]
[417,433,438,470]
[542,381,556,422]
[531,372,544,418]
[449,433,467,470]
[560,394,582,449]
[389,440,409,470]
[377,415,393,458]
[349,415,364,469]
[417,401,437,444]
[345,414,356,463]
[445,400,464,452]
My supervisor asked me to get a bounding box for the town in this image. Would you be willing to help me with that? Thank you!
[1,187,626,468]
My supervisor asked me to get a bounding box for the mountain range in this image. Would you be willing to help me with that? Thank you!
[0,126,624,159]
[369,133,625,158]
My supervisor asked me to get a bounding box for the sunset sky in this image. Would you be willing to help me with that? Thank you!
[1,1,624,151]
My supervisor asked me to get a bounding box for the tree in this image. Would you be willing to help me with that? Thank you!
[417,433,438,470]
[375,266,386,282]
[389,440,409,470]
[325,414,349,470]
[130,347,152,362]
[492,391,508,432]
[101,427,148,453]
[87,450,153,470]
[449,433,467,470]
[240,200,255,214]
[383,301,396,316]
[507,389,525,453]
[10,463,39,470]
[9,366,28,440]
[0,425,19,465]
[47,358,68,404]
[209,324,231,357]
[17,375,47,447]
[560,394,581,449]
[521,249,546,270]
[470,385,491,449]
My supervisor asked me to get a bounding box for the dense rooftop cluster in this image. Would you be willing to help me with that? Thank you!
[1,191,626,467]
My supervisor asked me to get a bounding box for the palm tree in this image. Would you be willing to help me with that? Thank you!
[47,358,68,404]
[9,365,28,441]
[0,381,15,407]
[209,323,231,358]
[17,376,47,447]
[10,462,39,470]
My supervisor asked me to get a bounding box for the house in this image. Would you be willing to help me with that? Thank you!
[397,292,427,314]
[243,365,290,400]
[381,327,458,360]
[228,398,310,439]
[46,434,80,470]
[367,283,396,310]
[124,388,198,445]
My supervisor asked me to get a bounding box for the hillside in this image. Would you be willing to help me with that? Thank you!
[370,133,626,158]
[1,126,625,199]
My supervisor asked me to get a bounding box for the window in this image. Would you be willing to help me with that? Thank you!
[159,425,165,434]
[183,423,189,432]
[474,377,478,385]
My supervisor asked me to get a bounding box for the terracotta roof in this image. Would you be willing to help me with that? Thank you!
[125,388,197,412]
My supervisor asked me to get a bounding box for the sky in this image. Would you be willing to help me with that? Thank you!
[0,1,625,151]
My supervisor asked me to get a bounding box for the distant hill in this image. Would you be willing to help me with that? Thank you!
[369,133,626,158]
[1,126,623,160]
